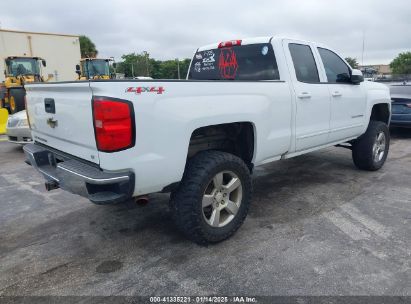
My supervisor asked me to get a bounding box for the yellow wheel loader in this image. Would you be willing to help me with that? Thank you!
[75,58,116,80]
[0,56,51,114]
[0,56,52,134]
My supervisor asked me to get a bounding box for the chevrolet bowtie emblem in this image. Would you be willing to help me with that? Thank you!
[47,117,58,128]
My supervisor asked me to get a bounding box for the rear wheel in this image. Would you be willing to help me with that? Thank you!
[9,88,26,114]
[352,121,390,171]
[170,150,252,244]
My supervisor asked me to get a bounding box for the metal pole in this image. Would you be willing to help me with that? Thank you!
[145,52,149,76]
[131,63,134,78]
[177,58,180,80]
[361,30,365,66]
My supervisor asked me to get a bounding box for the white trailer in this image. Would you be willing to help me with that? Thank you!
[0,29,81,82]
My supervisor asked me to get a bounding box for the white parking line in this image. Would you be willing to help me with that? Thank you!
[324,210,371,240]
[340,204,391,239]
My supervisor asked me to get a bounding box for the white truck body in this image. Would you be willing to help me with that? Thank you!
[24,36,390,206]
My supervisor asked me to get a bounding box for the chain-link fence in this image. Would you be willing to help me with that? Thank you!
[373,74,411,83]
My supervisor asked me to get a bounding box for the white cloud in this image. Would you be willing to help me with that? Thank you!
[1,0,410,64]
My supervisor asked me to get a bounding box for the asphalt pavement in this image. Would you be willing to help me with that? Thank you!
[0,130,410,296]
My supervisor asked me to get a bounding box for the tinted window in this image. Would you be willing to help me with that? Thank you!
[289,44,320,83]
[318,48,351,83]
[188,43,280,80]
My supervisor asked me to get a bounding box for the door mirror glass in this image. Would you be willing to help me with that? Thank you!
[350,69,364,84]
[42,60,47,67]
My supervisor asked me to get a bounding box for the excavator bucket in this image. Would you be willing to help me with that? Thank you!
[0,108,8,135]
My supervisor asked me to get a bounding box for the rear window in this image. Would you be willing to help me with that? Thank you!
[188,43,280,81]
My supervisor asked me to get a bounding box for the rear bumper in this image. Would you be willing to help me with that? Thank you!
[7,126,32,144]
[23,143,134,204]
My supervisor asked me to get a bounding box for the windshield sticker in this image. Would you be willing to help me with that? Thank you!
[202,65,215,71]
[261,46,269,56]
[219,48,238,79]
[201,50,216,71]
[194,62,202,73]
[202,51,215,64]
[203,50,214,57]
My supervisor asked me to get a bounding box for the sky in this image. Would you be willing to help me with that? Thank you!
[0,0,410,65]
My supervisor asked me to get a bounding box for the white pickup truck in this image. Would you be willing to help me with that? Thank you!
[23,37,391,244]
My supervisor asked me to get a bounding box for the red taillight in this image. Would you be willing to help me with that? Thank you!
[218,40,242,48]
[92,97,134,152]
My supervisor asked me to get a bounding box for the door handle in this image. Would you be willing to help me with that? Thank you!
[332,91,342,97]
[297,92,311,99]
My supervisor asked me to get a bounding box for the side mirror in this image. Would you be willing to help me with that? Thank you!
[351,69,364,84]
[75,64,81,75]
[42,60,47,67]
[112,62,117,69]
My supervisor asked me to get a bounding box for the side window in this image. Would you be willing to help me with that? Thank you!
[318,48,351,83]
[289,43,320,83]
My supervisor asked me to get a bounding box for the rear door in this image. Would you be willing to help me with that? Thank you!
[284,40,331,151]
[25,82,99,164]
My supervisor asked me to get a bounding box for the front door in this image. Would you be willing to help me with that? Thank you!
[316,47,367,141]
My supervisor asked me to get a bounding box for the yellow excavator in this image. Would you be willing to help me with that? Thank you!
[76,58,116,80]
[0,56,51,133]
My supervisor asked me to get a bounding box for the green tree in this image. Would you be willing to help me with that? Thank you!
[117,52,151,78]
[345,57,359,69]
[117,53,191,79]
[79,35,98,58]
[390,52,411,75]
[179,58,191,79]
[150,58,191,79]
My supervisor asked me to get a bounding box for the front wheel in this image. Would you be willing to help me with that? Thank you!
[352,121,390,171]
[170,150,252,244]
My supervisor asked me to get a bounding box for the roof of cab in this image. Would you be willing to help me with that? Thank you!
[196,36,331,52]
[197,36,273,51]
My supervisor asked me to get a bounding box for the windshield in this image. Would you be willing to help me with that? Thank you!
[82,60,110,78]
[6,58,40,76]
[188,43,280,80]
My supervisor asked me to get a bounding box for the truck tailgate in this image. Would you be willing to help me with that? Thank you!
[25,82,99,164]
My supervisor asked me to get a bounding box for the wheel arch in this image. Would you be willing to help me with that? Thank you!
[370,102,390,125]
[186,121,256,171]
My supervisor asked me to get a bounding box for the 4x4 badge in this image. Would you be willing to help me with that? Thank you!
[126,86,165,94]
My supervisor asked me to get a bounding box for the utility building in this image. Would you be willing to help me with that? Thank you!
[0,28,81,82]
